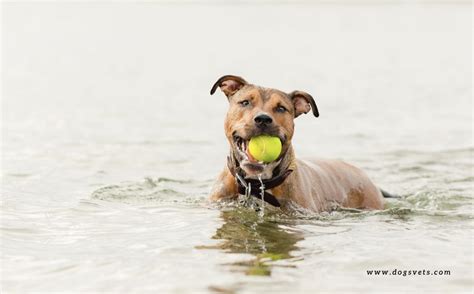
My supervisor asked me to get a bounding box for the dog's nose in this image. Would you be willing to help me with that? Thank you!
[254,114,273,126]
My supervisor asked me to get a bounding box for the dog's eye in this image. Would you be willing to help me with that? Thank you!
[276,106,287,113]
[239,100,250,107]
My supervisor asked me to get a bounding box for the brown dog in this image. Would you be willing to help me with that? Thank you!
[209,75,384,212]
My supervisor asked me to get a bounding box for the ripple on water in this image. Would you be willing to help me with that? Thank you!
[86,147,473,283]
[90,177,209,205]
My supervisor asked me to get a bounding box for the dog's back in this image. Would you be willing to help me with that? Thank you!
[291,158,384,211]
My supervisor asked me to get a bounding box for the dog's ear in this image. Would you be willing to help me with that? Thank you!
[289,90,319,118]
[210,75,248,98]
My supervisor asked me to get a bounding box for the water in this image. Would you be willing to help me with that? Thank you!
[258,174,265,217]
[2,2,472,293]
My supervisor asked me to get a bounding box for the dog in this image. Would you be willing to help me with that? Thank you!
[209,75,386,212]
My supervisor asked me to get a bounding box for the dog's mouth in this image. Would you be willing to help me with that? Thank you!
[232,132,285,175]
[233,134,254,160]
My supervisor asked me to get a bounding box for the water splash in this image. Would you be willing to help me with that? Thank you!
[258,174,265,217]
[235,174,266,216]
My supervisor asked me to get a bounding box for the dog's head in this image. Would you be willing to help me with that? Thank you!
[211,75,319,179]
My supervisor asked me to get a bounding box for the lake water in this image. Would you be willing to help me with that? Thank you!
[2,2,472,293]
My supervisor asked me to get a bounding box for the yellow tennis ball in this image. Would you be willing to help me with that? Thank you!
[248,135,282,163]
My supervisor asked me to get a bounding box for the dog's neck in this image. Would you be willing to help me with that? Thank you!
[228,145,296,181]
[226,145,296,207]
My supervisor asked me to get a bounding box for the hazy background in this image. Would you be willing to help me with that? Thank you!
[2,1,472,293]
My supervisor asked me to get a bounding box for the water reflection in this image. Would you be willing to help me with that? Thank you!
[203,208,304,276]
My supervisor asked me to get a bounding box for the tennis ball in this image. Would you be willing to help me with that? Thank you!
[248,135,282,163]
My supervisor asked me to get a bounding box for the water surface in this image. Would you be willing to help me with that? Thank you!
[2,2,472,293]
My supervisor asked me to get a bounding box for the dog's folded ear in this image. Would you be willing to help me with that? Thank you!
[289,91,319,118]
[210,75,248,98]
